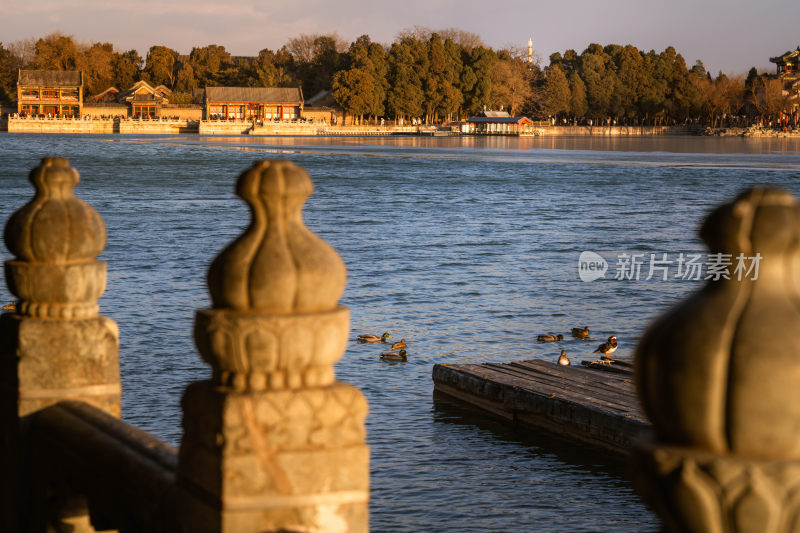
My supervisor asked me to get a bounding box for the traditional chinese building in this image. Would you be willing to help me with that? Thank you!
[769,46,800,125]
[118,81,171,118]
[465,110,534,134]
[770,46,800,79]
[201,87,303,120]
[17,70,83,117]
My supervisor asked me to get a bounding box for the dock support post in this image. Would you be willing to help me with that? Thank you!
[177,161,369,532]
[635,188,800,533]
[1,158,120,532]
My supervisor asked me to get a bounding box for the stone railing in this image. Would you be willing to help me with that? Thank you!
[6,158,798,533]
[1,158,369,532]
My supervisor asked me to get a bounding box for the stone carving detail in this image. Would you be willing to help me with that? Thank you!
[637,445,800,533]
[4,157,107,319]
[195,160,349,390]
[635,187,800,533]
[220,386,368,453]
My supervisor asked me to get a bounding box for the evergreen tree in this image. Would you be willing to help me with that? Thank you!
[387,39,425,120]
[542,65,570,118]
[189,44,231,88]
[144,46,179,88]
[464,46,496,114]
[113,50,143,90]
[568,71,588,119]
[82,42,115,95]
[34,33,81,70]
[579,47,614,119]
[332,68,377,123]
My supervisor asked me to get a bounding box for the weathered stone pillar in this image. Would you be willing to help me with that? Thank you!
[635,187,800,533]
[1,157,120,531]
[177,161,369,532]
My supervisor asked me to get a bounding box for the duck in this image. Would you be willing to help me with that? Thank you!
[2,302,16,311]
[380,349,408,362]
[593,336,618,358]
[391,339,407,350]
[557,349,570,366]
[537,334,564,342]
[357,332,391,343]
[571,326,590,339]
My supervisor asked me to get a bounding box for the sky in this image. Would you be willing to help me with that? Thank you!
[3,0,799,75]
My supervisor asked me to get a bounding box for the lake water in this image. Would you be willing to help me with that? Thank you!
[2,133,800,532]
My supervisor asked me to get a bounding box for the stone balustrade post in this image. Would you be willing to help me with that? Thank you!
[177,160,369,532]
[634,187,800,533]
[1,157,120,531]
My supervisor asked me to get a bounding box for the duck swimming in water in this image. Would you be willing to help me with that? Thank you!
[571,326,590,339]
[380,349,408,362]
[558,349,570,366]
[391,339,407,350]
[358,332,392,343]
[594,336,618,358]
[537,334,564,342]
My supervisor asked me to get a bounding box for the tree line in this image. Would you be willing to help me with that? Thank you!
[541,44,793,127]
[0,31,792,125]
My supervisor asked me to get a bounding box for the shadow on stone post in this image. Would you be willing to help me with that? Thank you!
[1,158,120,532]
[634,187,800,533]
[177,160,369,532]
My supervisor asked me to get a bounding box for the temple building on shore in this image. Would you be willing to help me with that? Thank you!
[86,81,175,118]
[119,81,172,118]
[465,110,535,134]
[770,46,800,79]
[769,46,800,125]
[85,80,201,120]
[17,70,83,117]
[200,87,304,120]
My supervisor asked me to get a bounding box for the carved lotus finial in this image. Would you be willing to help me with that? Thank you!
[4,157,105,264]
[636,187,800,458]
[207,160,346,313]
[3,158,107,319]
[196,161,350,391]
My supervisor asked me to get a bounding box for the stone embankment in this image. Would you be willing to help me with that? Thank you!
[5,116,200,134]
[536,125,687,136]
[701,125,800,137]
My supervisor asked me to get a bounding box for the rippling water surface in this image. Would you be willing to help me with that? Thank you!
[2,133,800,532]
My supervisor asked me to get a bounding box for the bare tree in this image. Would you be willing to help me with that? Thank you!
[751,77,790,123]
[396,26,484,50]
[286,33,347,63]
[7,38,36,70]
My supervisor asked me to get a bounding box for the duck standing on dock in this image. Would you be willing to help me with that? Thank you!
[593,336,618,358]
[558,349,570,366]
[380,349,408,362]
[357,332,392,343]
[537,334,564,342]
[391,338,407,350]
[571,326,590,339]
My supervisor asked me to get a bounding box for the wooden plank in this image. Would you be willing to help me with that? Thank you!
[505,365,637,402]
[478,365,639,415]
[444,360,646,419]
[482,360,643,416]
[455,361,643,418]
[431,359,652,455]
[490,361,637,401]
[580,359,634,374]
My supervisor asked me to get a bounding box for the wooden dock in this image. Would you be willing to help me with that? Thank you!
[432,359,651,455]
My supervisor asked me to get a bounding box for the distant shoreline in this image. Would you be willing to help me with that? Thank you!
[1,117,798,138]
